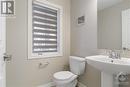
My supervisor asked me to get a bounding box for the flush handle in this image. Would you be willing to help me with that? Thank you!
[4,53,12,61]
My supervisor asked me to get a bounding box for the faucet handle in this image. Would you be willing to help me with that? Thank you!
[115,52,121,59]
[108,50,113,58]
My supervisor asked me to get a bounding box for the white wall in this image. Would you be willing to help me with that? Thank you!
[71,0,97,57]
[71,0,100,87]
[6,0,71,87]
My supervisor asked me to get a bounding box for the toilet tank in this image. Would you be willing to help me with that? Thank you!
[69,56,86,75]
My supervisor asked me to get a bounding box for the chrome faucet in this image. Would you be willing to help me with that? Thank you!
[108,50,121,59]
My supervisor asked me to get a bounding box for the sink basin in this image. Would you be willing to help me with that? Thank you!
[86,55,130,87]
[86,55,130,74]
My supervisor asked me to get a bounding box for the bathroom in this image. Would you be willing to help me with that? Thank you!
[0,0,130,87]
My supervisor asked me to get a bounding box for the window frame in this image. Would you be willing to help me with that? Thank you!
[28,0,63,59]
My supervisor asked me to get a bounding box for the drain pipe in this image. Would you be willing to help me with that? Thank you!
[114,72,129,87]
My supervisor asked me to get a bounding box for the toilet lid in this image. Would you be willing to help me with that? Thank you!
[54,71,74,81]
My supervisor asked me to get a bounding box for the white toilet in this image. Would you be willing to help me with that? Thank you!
[53,56,86,87]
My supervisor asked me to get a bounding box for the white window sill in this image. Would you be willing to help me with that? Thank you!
[28,52,63,59]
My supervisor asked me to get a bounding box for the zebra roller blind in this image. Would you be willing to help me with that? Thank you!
[32,1,59,54]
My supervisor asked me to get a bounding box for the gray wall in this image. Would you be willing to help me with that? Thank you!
[6,0,71,87]
[71,0,101,87]
[98,0,130,49]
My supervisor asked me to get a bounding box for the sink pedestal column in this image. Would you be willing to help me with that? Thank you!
[101,72,114,87]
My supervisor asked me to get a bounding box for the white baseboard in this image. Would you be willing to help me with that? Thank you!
[37,81,87,87]
[78,82,87,87]
[37,82,55,87]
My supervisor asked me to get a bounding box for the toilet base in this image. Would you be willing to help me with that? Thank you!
[56,79,77,87]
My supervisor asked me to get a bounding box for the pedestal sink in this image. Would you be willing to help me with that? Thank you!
[86,55,130,87]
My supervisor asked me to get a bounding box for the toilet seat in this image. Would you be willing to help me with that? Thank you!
[54,71,75,81]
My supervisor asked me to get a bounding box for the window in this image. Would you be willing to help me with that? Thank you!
[28,0,63,59]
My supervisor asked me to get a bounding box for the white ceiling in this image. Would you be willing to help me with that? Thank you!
[98,0,123,11]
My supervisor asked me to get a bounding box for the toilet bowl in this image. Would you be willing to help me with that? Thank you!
[53,71,78,87]
[53,56,86,87]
